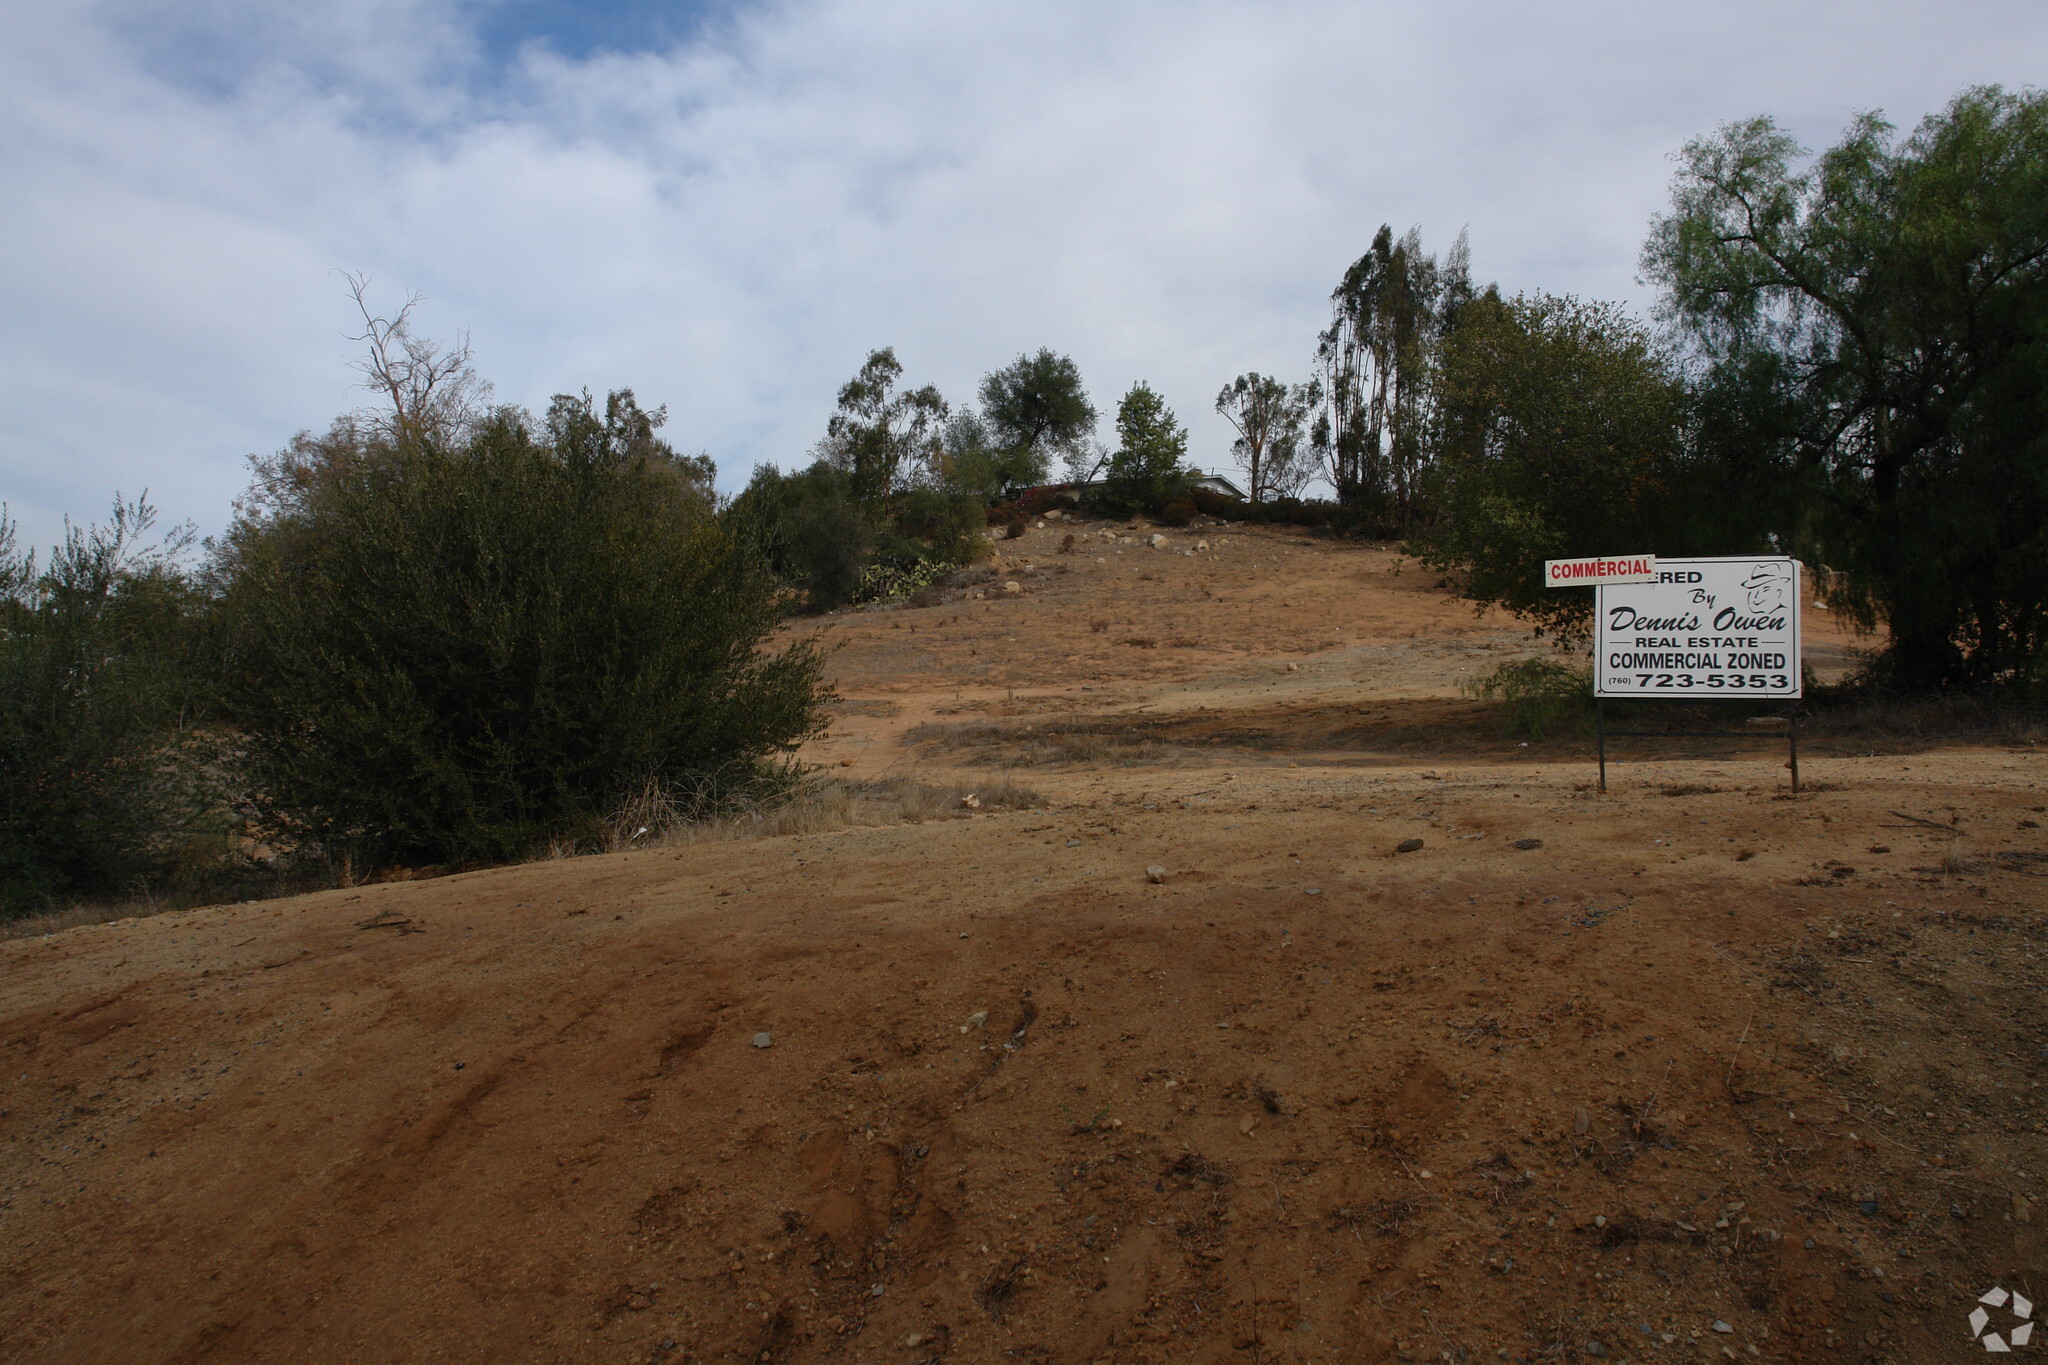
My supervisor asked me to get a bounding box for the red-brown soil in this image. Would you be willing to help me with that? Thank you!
[5,521,2047,1365]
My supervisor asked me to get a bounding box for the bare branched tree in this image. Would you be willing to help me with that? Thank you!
[341,271,492,448]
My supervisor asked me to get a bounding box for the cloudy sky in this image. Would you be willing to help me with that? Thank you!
[2,0,2042,551]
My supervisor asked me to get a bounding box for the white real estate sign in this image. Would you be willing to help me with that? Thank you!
[1593,556,1802,699]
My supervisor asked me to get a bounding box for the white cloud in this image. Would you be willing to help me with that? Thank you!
[3,0,2043,549]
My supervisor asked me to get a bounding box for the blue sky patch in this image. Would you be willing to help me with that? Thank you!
[469,0,735,64]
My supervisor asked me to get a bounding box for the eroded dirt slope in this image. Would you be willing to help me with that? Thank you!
[4,523,2045,1365]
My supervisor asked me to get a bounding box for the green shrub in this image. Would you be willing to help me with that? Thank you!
[215,407,828,870]
[891,486,987,566]
[1466,656,1593,740]
[0,499,223,915]
[729,462,875,610]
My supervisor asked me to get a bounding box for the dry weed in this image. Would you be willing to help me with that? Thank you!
[649,774,1043,849]
[2,900,161,940]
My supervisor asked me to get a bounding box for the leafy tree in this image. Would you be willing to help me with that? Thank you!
[1411,291,1693,639]
[215,404,827,870]
[1216,373,1314,503]
[818,348,948,507]
[1102,382,1190,513]
[1313,226,1476,528]
[1643,86,2048,689]
[1,498,218,915]
[546,388,716,498]
[977,349,1098,493]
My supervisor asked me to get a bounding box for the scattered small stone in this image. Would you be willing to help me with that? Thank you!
[1001,580,1022,595]
[1396,838,1424,853]
[1712,1321,1733,1334]
[1304,887,1323,896]
[962,1010,988,1032]
[1858,1199,1878,1216]
[1066,838,1080,847]
[1511,838,1543,850]
[752,1032,773,1049]
[1585,1343,1606,1358]
[1149,533,1169,548]
[1146,864,1168,883]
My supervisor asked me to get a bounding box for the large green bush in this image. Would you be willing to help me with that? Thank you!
[0,500,219,915]
[731,460,987,612]
[1410,291,1703,640]
[215,399,828,870]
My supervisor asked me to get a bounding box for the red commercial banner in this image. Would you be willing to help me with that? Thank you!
[1543,555,1657,586]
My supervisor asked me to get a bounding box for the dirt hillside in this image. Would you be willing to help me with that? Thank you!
[5,520,2046,1365]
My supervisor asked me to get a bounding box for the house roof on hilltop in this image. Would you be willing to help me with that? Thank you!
[1022,472,1246,501]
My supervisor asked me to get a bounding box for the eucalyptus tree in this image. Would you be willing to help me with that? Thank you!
[1311,226,1475,529]
[819,348,948,508]
[1643,86,2048,688]
[1215,372,1312,503]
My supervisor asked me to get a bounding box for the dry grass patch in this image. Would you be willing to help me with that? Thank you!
[904,718,1182,768]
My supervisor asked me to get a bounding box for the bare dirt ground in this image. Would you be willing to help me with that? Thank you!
[5,520,2047,1365]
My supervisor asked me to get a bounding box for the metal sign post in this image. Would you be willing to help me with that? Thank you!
[1554,556,1804,794]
